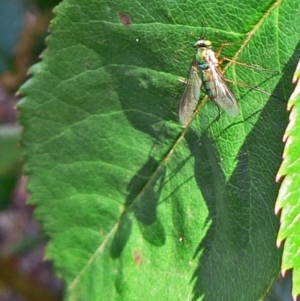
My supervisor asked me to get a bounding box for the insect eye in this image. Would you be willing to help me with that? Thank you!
[194,39,206,48]
[204,40,212,47]
[193,41,199,48]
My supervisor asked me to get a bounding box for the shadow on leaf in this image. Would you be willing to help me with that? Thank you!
[187,48,299,300]
[110,156,166,258]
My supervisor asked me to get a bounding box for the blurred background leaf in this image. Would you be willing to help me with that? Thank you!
[0,125,22,209]
[0,1,63,301]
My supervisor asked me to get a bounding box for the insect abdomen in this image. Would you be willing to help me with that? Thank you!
[201,69,217,101]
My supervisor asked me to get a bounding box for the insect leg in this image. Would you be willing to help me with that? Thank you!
[215,43,235,58]
[225,78,284,103]
[221,57,281,74]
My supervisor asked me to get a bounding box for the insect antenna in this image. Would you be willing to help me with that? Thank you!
[200,20,207,39]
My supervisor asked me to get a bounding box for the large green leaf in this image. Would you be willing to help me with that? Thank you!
[17,0,299,300]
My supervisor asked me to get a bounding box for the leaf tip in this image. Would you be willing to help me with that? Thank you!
[276,238,283,248]
[293,294,299,301]
[274,205,281,215]
[275,173,283,183]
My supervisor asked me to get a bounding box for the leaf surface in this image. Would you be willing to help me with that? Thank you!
[18,0,299,300]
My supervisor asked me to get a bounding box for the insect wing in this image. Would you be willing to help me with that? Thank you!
[179,65,202,125]
[211,67,239,117]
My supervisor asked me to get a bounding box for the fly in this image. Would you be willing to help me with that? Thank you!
[179,39,239,125]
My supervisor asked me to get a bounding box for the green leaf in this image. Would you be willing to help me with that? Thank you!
[17,0,299,300]
[276,59,300,299]
[0,126,22,209]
